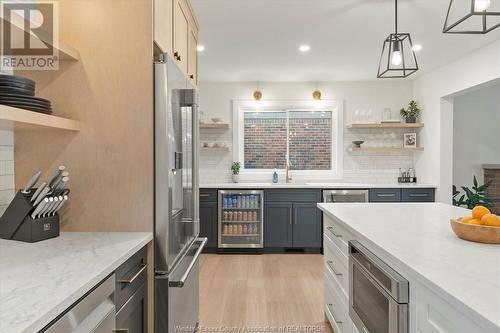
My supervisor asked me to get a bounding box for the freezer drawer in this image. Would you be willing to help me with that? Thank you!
[155,238,206,333]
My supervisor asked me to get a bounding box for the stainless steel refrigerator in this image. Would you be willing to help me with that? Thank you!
[154,54,206,333]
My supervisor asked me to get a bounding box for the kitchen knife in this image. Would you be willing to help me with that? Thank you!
[21,171,42,194]
[53,176,69,194]
[45,197,59,216]
[47,166,66,189]
[30,182,47,202]
[50,196,65,216]
[50,172,69,193]
[41,197,54,217]
[31,198,49,219]
[53,195,68,216]
[33,186,50,206]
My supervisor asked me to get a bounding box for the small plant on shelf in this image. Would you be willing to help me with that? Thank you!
[453,176,493,209]
[400,100,421,123]
[231,162,241,183]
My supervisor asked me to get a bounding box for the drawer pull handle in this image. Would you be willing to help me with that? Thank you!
[200,194,210,197]
[118,264,147,284]
[326,226,342,238]
[409,193,428,197]
[377,193,396,197]
[327,303,343,324]
[327,260,343,276]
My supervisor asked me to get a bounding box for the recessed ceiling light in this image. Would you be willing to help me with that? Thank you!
[299,44,311,52]
[412,44,422,52]
[197,45,205,52]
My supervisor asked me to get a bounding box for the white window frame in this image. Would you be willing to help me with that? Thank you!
[232,100,344,180]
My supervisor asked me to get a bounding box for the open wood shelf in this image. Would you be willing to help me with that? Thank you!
[346,123,424,129]
[200,123,230,129]
[351,147,424,153]
[200,147,229,152]
[2,16,80,62]
[0,105,80,131]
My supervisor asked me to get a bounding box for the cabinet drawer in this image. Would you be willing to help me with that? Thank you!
[324,233,349,297]
[369,188,401,202]
[200,189,217,202]
[323,215,356,256]
[402,188,435,202]
[115,247,147,311]
[116,282,147,333]
[325,265,349,333]
[265,189,321,203]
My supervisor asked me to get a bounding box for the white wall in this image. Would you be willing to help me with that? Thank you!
[199,81,417,184]
[453,83,500,188]
[413,38,500,203]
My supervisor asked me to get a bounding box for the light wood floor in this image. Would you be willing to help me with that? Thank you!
[199,254,334,333]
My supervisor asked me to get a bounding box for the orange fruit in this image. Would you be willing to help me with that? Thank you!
[481,213,500,227]
[461,216,474,223]
[472,206,491,220]
[467,219,482,225]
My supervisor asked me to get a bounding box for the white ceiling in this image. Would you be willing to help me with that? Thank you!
[191,0,500,81]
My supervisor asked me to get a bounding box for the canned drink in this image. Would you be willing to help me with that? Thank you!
[243,211,248,221]
[237,211,243,221]
[238,224,243,234]
[223,211,228,221]
[228,211,233,221]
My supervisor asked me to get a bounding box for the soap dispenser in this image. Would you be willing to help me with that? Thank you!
[272,169,278,183]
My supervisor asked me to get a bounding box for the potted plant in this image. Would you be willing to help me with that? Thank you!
[400,100,421,123]
[231,162,241,183]
[453,176,493,209]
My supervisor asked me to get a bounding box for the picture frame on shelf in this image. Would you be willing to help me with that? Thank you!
[403,132,417,148]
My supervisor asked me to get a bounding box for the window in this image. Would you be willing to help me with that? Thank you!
[233,100,343,177]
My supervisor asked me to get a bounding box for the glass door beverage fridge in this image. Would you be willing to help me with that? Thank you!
[218,190,264,249]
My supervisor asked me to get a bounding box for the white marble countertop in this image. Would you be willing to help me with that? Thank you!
[0,232,153,333]
[200,182,437,189]
[317,203,500,331]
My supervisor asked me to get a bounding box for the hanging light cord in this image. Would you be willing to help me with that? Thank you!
[394,0,398,34]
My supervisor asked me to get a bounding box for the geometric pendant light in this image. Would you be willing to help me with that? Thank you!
[443,0,500,34]
[377,0,419,78]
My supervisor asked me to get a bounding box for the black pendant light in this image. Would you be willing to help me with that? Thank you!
[443,0,500,34]
[377,0,419,79]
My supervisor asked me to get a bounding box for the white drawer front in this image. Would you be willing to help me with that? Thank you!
[324,233,349,297]
[325,265,350,333]
[323,215,357,256]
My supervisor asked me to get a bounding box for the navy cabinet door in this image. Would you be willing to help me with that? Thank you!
[292,202,321,248]
[264,202,293,247]
[200,201,217,248]
[116,283,147,333]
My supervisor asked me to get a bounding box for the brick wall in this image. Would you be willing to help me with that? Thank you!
[243,117,331,170]
[484,168,500,214]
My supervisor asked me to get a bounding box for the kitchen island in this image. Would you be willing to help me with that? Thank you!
[317,202,500,333]
[0,232,152,333]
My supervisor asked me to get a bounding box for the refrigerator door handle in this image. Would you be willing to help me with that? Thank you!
[169,238,207,288]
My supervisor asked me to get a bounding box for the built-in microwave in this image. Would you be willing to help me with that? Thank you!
[349,241,409,333]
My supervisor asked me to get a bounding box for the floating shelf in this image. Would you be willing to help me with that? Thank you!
[351,147,424,153]
[200,123,230,129]
[347,123,424,129]
[200,147,229,152]
[0,105,80,131]
[1,16,80,62]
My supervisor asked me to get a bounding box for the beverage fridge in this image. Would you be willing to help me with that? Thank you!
[218,190,264,249]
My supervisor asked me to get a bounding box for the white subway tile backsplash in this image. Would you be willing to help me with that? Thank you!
[0,146,14,161]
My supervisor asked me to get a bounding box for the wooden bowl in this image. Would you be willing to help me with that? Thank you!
[450,218,500,244]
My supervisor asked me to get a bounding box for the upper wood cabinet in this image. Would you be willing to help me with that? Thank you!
[154,0,198,84]
[154,0,173,54]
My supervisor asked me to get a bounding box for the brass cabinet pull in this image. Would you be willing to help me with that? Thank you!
[118,264,147,284]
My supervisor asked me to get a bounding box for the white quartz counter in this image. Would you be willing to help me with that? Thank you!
[317,203,500,332]
[0,232,153,333]
[200,182,437,189]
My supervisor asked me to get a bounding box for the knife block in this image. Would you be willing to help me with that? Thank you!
[0,190,60,243]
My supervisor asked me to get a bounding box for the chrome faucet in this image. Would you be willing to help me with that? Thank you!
[285,158,292,183]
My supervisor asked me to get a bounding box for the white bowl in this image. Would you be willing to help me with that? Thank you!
[211,117,223,123]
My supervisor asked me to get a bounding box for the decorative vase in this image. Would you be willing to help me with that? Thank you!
[232,174,239,183]
[405,116,417,123]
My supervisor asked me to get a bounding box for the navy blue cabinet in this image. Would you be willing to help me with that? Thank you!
[369,188,435,203]
[200,189,218,251]
[369,188,401,202]
[264,189,322,251]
